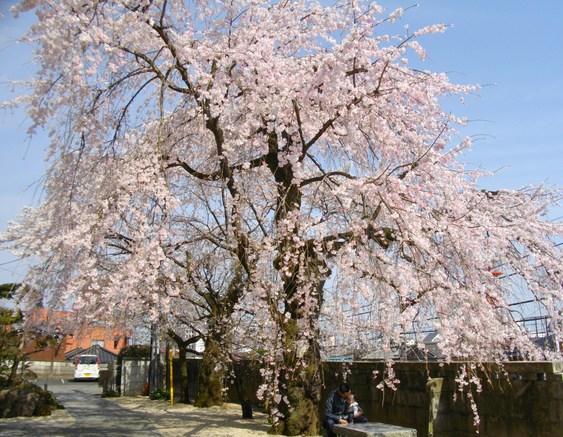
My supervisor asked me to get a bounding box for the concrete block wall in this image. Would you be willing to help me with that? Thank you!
[121,358,150,396]
[26,361,75,380]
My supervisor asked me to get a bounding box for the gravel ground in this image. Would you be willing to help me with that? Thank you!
[106,398,276,436]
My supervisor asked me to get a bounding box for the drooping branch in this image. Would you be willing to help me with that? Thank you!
[117,46,191,95]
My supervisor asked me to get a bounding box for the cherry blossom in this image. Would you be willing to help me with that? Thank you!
[1,1,561,434]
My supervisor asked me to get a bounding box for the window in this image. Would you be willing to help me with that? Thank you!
[79,355,98,365]
[91,340,105,348]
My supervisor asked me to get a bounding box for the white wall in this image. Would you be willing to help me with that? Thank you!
[121,358,150,396]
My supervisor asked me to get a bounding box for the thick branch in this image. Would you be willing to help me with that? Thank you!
[165,157,221,181]
[300,171,356,188]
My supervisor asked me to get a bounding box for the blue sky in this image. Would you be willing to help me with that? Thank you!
[0,0,562,284]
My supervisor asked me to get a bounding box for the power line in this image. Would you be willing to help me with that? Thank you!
[0,258,23,267]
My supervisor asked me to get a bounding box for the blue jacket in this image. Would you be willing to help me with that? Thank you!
[324,389,348,422]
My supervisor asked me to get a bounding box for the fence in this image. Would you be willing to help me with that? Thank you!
[97,359,563,437]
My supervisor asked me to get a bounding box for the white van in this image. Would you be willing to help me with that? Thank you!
[73,354,100,381]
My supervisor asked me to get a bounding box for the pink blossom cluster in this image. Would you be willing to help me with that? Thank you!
[1,0,561,428]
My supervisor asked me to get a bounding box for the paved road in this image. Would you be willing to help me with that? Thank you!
[0,380,159,436]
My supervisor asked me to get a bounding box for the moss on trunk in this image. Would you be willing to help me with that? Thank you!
[194,335,225,407]
[268,329,323,436]
[270,385,320,435]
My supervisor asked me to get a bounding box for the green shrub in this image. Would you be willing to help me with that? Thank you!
[149,389,170,401]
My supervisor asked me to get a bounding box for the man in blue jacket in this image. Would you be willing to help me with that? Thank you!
[323,382,352,437]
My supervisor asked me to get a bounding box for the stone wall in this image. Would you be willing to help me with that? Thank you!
[208,360,563,437]
[26,361,75,380]
[98,358,563,437]
[26,360,110,381]
[316,361,563,437]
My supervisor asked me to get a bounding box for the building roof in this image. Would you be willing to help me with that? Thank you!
[65,344,118,364]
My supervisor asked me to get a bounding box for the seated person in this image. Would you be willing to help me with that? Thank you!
[323,382,352,437]
[346,393,368,423]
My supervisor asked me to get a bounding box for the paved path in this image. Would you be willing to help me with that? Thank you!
[0,380,159,437]
[0,380,275,437]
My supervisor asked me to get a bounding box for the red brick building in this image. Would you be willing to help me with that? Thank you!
[22,309,130,362]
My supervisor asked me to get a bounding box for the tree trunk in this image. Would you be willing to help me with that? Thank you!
[149,323,161,395]
[177,344,189,403]
[233,359,253,419]
[268,277,324,435]
[167,330,200,404]
[194,330,226,407]
[269,334,323,435]
[264,140,325,435]
[7,356,21,386]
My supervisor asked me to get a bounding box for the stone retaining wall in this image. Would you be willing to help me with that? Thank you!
[316,361,563,437]
[26,361,75,380]
[98,358,563,437]
[222,360,563,437]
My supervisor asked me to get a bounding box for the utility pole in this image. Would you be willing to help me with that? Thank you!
[149,322,160,395]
